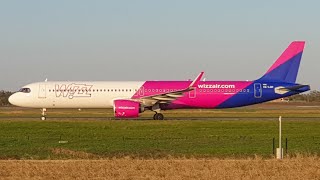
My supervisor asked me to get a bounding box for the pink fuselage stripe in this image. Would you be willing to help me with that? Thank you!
[132,81,252,109]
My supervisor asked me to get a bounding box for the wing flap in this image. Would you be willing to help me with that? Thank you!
[152,97,176,101]
[166,93,184,98]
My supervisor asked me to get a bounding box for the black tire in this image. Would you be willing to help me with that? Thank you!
[154,113,164,120]
[158,113,164,120]
[41,116,46,121]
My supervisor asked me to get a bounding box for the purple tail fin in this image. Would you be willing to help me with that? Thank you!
[259,41,305,83]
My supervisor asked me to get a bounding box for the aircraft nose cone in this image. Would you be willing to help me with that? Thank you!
[8,94,17,106]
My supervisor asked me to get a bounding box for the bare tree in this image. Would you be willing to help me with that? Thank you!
[0,91,13,106]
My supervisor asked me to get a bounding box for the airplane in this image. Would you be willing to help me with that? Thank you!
[9,41,310,120]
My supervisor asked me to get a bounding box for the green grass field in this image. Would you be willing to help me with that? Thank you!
[0,103,319,159]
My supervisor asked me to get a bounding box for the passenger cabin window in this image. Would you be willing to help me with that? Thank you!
[19,88,31,93]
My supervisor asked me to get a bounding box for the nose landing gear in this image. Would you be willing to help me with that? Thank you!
[41,108,47,120]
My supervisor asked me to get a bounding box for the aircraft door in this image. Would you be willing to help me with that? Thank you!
[254,83,262,98]
[138,86,144,96]
[189,88,196,98]
[38,84,47,98]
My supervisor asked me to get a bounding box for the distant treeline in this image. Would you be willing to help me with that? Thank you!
[0,91,13,106]
[0,90,319,106]
[288,90,320,102]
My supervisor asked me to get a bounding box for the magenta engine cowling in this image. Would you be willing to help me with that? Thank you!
[113,100,143,118]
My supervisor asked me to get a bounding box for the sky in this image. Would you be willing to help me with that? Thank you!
[0,0,319,91]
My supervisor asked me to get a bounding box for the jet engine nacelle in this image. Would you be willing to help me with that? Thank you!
[113,100,144,118]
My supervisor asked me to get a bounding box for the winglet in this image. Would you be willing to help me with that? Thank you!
[189,72,204,88]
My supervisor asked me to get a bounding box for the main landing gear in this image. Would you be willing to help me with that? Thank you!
[153,113,164,120]
[41,108,47,120]
[151,104,164,120]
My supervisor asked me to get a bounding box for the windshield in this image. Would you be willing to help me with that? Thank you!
[19,88,31,93]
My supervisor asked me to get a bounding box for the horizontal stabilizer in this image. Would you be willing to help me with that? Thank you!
[279,85,310,91]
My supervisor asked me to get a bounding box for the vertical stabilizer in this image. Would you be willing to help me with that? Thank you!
[259,41,305,83]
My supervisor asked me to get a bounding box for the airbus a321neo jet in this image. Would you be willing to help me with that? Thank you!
[9,41,310,120]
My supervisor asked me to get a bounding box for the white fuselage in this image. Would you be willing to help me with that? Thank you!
[9,81,144,108]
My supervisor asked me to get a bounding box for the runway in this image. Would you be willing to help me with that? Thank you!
[0,116,319,121]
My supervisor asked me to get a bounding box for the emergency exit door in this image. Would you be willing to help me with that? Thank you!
[189,88,196,98]
[138,86,144,96]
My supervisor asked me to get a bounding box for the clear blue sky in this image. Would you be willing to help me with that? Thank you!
[0,0,319,91]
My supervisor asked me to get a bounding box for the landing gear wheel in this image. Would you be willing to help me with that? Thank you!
[41,108,47,121]
[153,113,164,120]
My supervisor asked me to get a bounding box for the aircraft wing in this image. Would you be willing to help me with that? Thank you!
[137,72,204,106]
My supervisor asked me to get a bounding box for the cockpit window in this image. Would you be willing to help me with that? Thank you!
[19,88,31,93]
